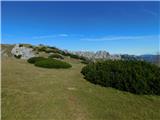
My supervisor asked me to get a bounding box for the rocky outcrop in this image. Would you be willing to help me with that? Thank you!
[11,44,35,59]
[72,51,95,59]
[109,54,121,60]
[94,51,110,59]
[71,50,121,60]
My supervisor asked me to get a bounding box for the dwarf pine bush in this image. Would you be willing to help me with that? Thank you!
[35,58,72,69]
[27,57,46,64]
[81,60,160,95]
[48,54,64,59]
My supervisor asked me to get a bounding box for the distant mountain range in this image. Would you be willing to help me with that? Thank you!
[139,54,160,63]
[71,51,160,65]
[70,51,121,60]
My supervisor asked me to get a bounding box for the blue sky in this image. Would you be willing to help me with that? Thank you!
[1,1,160,55]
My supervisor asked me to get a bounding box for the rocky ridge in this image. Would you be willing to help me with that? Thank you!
[71,51,121,60]
[11,44,35,59]
[1,44,159,65]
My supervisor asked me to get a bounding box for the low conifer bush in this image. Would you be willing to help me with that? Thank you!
[35,58,72,69]
[81,60,160,95]
[48,54,64,59]
[14,55,22,59]
[27,57,46,64]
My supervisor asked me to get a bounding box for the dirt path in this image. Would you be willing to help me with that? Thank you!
[67,93,87,120]
[62,63,89,120]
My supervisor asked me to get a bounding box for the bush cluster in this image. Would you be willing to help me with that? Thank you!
[27,57,71,69]
[45,48,58,53]
[81,59,91,64]
[37,46,46,52]
[60,51,87,61]
[35,58,71,68]
[48,54,64,59]
[14,55,22,59]
[19,44,23,47]
[34,46,63,54]
[33,45,87,61]
[81,60,160,95]
[27,57,46,64]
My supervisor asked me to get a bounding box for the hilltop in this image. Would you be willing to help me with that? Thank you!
[1,44,159,67]
[1,43,160,120]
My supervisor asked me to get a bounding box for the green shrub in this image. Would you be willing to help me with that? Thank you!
[68,54,80,59]
[28,45,33,48]
[44,48,56,53]
[19,44,23,47]
[60,52,86,60]
[27,57,46,64]
[68,54,86,60]
[81,60,160,95]
[48,46,57,49]
[47,46,60,51]
[37,46,46,52]
[14,55,22,59]
[81,59,91,64]
[81,60,89,64]
[48,54,64,59]
[36,46,60,53]
[35,58,72,69]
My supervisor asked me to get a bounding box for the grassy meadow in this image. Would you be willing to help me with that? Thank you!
[2,57,160,120]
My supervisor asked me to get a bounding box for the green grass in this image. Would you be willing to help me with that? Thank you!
[2,57,160,120]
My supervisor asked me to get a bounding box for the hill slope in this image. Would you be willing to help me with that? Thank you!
[2,57,160,120]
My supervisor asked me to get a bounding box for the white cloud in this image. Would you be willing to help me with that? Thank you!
[80,35,159,42]
[31,33,85,39]
[58,34,69,37]
[32,34,69,39]
[143,8,158,17]
[32,35,56,39]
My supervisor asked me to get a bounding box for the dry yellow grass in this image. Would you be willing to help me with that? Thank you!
[2,57,160,120]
